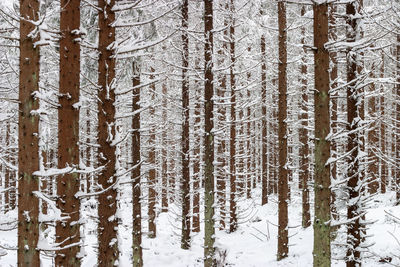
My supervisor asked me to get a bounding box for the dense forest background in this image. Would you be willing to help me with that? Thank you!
[0,0,400,266]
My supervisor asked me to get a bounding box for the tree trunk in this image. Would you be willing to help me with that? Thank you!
[299,5,310,229]
[313,2,331,267]
[261,31,268,205]
[345,1,364,266]
[229,0,237,234]
[56,0,81,265]
[161,82,168,212]
[380,52,386,194]
[132,60,143,267]
[204,0,216,265]
[329,2,339,228]
[97,0,119,264]
[181,0,191,250]
[277,0,289,261]
[18,0,40,264]
[368,67,379,194]
[148,67,157,238]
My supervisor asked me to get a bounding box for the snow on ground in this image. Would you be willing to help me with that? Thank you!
[1,190,400,266]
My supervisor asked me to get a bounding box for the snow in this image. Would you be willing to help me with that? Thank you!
[1,190,400,266]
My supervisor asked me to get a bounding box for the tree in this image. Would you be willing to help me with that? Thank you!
[132,60,143,267]
[277,0,288,261]
[299,5,310,229]
[18,0,40,265]
[229,0,238,234]
[313,1,331,266]
[181,0,191,250]
[261,12,268,205]
[203,0,216,265]
[97,0,119,264]
[345,1,366,265]
[56,0,81,265]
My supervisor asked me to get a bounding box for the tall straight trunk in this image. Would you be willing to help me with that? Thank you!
[246,66,252,199]
[192,96,201,233]
[329,3,339,229]
[277,0,288,261]
[204,0,216,265]
[229,0,237,233]
[97,0,119,264]
[8,121,16,211]
[18,0,40,265]
[192,39,202,232]
[380,52,387,194]
[313,2,331,267]
[181,0,191,250]
[346,1,364,266]
[299,5,310,229]
[261,32,268,205]
[132,61,143,267]
[56,0,81,265]
[396,34,400,202]
[148,67,157,238]
[4,122,11,211]
[216,62,227,230]
[216,2,228,229]
[161,83,168,212]
[329,4,338,188]
[368,68,379,194]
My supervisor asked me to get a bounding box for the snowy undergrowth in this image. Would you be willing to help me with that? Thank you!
[1,191,400,266]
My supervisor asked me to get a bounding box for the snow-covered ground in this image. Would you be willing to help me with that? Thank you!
[1,190,400,266]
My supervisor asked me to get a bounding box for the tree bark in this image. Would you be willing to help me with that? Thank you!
[18,0,41,265]
[229,0,238,233]
[299,5,310,229]
[380,52,386,194]
[56,0,81,265]
[277,0,289,261]
[148,67,157,238]
[132,60,143,267]
[345,1,364,266]
[204,0,216,265]
[261,31,268,205]
[181,0,191,250]
[313,2,331,267]
[97,0,119,264]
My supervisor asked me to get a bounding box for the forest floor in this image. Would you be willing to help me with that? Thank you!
[1,188,400,266]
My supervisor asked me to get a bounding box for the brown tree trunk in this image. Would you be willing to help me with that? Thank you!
[192,97,201,233]
[299,5,310,229]
[346,1,364,266]
[161,83,168,212]
[313,2,331,266]
[148,67,157,238]
[368,68,379,194]
[4,122,11,211]
[380,52,387,194]
[261,32,268,205]
[329,2,339,227]
[246,67,252,199]
[181,0,191,250]
[18,0,40,264]
[97,0,119,264]
[204,0,216,265]
[229,0,237,234]
[277,0,289,261]
[132,61,143,267]
[56,0,81,265]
